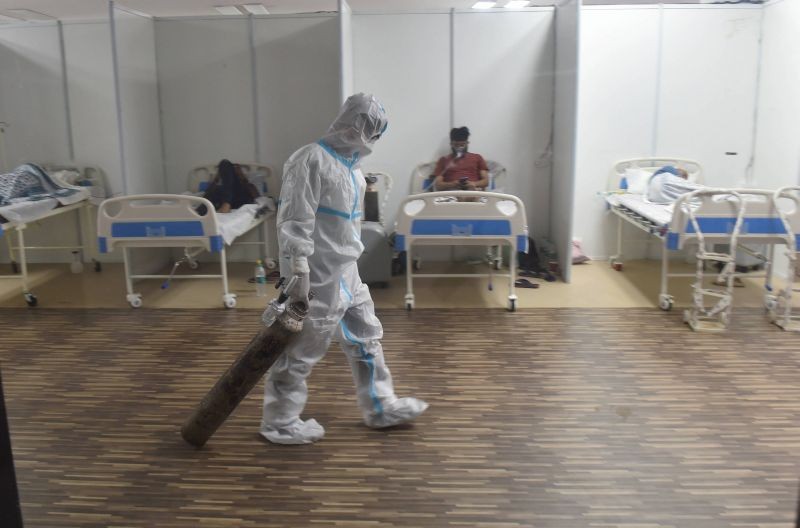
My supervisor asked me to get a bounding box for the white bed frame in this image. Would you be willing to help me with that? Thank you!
[394,190,528,311]
[98,192,275,309]
[0,164,106,307]
[606,158,800,330]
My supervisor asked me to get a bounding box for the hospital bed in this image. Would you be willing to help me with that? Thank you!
[604,158,800,330]
[394,190,528,311]
[408,160,509,270]
[97,163,277,309]
[0,164,106,307]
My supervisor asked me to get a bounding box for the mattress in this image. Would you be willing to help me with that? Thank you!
[216,197,275,245]
[0,198,60,224]
[607,192,673,227]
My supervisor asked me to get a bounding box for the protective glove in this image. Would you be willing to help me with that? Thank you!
[286,273,310,307]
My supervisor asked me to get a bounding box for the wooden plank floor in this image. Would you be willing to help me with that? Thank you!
[1,308,799,527]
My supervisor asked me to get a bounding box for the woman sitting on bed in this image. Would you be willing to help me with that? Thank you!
[198,159,259,215]
[647,165,702,204]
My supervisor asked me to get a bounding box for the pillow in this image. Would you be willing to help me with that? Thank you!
[624,167,652,194]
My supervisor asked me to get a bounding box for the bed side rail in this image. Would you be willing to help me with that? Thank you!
[394,191,528,252]
[97,194,222,254]
[667,188,784,250]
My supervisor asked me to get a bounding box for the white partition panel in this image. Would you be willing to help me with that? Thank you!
[339,0,354,103]
[553,0,580,282]
[155,19,255,194]
[254,15,340,174]
[573,6,660,260]
[0,24,69,170]
[113,7,164,195]
[453,10,555,239]
[353,13,451,230]
[657,5,761,188]
[63,22,122,197]
[754,0,800,191]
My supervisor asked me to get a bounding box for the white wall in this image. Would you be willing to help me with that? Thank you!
[573,4,762,261]
[552,0,580,282]
[754,0,800,192]
[353,13,451,230]
[354,10,555,243]
[114,8,165,195]
[254,16,341,177]
[0,22,119,264]
[0,23,70,170]
[339,0,353,103]
[155,18,255,194]
[453,10,555,240]
[657,5,761,188]
[573,6,660,261]
[63,21,122,197]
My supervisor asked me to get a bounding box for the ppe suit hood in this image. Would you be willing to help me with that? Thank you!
[320,93,388,159]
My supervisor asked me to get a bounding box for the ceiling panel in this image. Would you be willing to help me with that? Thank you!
[0,0,759,22]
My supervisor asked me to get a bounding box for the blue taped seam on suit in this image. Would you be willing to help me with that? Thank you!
[339,277,354,304]
[411,219,511,236]
[339,320,383,416]
[317,206,352,220]
[317,140,358,169]
[111,221,204,238]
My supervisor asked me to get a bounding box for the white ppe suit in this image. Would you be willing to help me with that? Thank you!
[260,93,428,445]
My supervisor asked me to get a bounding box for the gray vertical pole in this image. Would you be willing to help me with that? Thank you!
[109,0,128,195]
[651,3,664,158]
[449,8,455,129]
[57,21,75,162]
[248,14,261,162]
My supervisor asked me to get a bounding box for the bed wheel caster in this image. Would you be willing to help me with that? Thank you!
[658,294,673,311]
[24,293,37,307]
[719,312,729,328]
[127,294,142,308]
[493,259,502,271]
[264,259,277,270]
[508,298,517,312]
[413,258,422,271]
[11,261,19,274]
[610,257,623,271]
[93,260,102,272]
[188,260,200,270]
[404,294,414,311]
[223,294,237,309]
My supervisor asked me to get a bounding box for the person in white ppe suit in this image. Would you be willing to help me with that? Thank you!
[260,93,429,445]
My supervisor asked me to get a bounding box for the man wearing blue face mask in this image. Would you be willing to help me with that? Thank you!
[432,127,489,192]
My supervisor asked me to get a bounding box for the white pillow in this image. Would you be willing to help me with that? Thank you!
[624,168,652,194]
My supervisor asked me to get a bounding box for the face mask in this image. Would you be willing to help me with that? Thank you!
[452,146,467,158]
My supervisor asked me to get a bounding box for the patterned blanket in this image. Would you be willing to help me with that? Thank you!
[0,164,83,207]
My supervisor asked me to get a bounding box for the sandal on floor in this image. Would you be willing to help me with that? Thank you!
[515,278,539,289]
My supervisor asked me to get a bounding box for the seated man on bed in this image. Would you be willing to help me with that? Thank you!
[647,165,701,204]
[198,159,259,215]
[432,127,490,193]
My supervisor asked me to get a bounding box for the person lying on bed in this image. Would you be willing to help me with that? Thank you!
[647,165,702,204]
[432,127,489,192]
[197,159,260,215]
